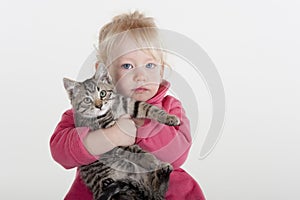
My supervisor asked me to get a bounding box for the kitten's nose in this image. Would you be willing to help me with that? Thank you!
[95,99,102,109]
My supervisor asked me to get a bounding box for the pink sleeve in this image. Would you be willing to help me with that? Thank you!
[49,109,98,169]
[167,97,192,168]
[136,96,192,169]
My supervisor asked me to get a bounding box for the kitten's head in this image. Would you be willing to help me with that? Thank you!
[63,64,115,117]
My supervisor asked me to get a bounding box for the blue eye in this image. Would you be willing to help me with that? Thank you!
[121,63,133,69]
[145,63,156,69]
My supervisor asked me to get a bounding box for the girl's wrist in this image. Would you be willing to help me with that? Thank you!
[83,128,117,155]
[104,124,122,147]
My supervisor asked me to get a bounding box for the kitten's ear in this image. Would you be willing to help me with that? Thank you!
[94,63,113,84]
[63,78,77,100]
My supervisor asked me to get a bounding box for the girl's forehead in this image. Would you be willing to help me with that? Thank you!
[118,50,156,60]
[108,34,162,61]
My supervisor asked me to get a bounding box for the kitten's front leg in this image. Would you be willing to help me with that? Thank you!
[130,100,180,126]
[144,105,180,126]
[158,112,180,126]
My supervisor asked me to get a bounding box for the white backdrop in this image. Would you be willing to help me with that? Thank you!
[1,0,299,199]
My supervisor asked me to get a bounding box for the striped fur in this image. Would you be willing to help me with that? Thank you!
[63,65,177,200]
[80,145,172,200]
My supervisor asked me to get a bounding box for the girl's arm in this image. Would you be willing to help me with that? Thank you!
[136,96,192,169]
[83,114,136,155]
[50,110,136,169]
[50,109,96,169]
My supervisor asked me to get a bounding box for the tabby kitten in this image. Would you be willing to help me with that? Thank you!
[63,64,179,200]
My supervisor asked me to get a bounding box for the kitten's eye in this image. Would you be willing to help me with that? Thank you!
[121,63,133,70]
[145,63,157,69]
[100,90,107,98]
[83,97,92,104]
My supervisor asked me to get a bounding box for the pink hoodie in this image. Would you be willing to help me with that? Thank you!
[50,80,205,200]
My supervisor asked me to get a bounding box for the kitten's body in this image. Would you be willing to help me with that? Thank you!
[63,64,179,200]
[80,145,172,200]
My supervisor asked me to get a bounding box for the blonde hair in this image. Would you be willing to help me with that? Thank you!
[96,11,165,67]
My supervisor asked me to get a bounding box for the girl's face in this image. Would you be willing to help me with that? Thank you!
[108,50,163,101]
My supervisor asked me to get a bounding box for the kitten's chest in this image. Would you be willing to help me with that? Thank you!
[75,110,116,131]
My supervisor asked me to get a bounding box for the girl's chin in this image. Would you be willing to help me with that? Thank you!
[132,96,149,102]
[131,93,153,101]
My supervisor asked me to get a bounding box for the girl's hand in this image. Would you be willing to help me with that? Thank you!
[82,114,136,156]
[132,118,145,127]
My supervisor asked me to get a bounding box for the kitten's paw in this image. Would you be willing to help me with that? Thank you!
[163,164,173,175]
[102,178,114,189]
[158,163,173,178]
[165,115,180,126]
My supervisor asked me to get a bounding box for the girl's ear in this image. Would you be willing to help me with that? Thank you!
[94,63,113,84]
[63,78,77,100]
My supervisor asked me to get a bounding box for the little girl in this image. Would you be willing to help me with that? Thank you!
[50,11,206,200]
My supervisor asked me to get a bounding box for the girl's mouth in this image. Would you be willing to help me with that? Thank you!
[133,87,148,93]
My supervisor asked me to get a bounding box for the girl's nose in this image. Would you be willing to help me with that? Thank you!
[133,67,146,82]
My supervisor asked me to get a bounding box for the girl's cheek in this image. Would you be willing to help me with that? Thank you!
[115,73,128,85]
[109,70,123,85]
[114,73,129,94]
[116,84,130,97]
